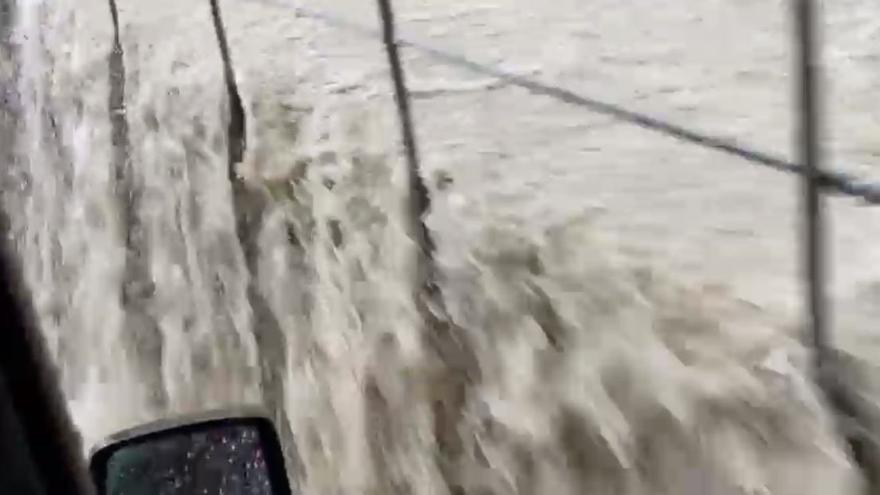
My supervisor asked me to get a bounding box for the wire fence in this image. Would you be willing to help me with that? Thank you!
[251,0,879,481]
[250,0,880,204]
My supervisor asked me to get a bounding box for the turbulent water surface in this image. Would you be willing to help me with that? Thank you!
[2,0,880,493]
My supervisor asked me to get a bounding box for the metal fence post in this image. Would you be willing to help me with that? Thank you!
[794,0,827,382]
[795,1,879,486]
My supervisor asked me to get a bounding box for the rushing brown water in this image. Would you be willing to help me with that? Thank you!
[3,0,880,493]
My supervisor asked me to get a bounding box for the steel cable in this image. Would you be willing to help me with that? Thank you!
[245,0,880,205]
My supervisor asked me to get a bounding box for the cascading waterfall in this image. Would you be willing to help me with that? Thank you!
[6,0,264,443]
[9,0,157,434]
[1,0,874,493]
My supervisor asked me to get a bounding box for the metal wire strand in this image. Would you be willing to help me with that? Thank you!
[374,0,435,257]
[246,0,880,205]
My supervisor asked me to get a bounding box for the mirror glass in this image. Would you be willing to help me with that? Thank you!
[103,422,275,494]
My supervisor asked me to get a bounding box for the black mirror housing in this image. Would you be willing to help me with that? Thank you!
[89,408,293,495]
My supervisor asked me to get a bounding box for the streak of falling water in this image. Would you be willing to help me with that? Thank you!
[6,0,263,445]
[1,0,876,493]
[9,0,154,434]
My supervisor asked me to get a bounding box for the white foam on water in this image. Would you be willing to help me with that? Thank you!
[3,0,879,493]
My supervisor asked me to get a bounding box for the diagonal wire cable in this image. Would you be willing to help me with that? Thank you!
[246,0,880,205]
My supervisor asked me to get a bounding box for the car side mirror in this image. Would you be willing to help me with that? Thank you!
[88,409,293,495]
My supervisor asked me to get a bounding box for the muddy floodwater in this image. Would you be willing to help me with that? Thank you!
[2,0,880,493]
